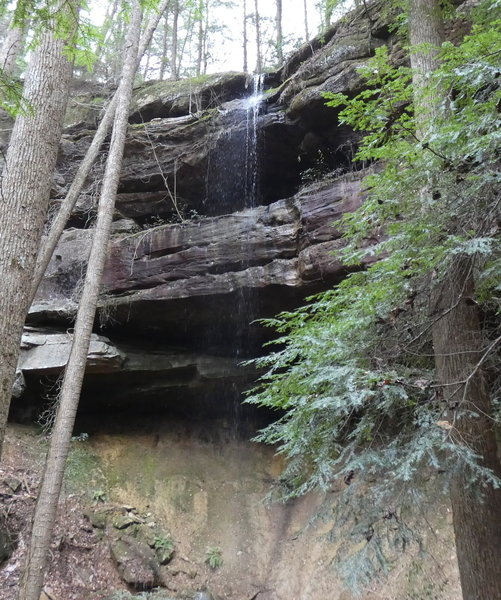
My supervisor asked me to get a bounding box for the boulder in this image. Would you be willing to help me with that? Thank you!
[110,535,160,589]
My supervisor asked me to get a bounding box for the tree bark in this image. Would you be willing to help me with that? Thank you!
[0,16,24,75]
[18,3,143,600]
[409,0,444,135]
[409,2,501,598]
[431,257,501,600]
[171,0,179,79]
[160,13,169,79]
[93,0,119,78]
[254,0,262,73]
[275,0,283,65]
[0,6,77,458]
[30,0,171,307]
[243,0,248,72]
[196,0,204,76]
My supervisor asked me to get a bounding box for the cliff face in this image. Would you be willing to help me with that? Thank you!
[24,3,388,402]
[4,3,461,600]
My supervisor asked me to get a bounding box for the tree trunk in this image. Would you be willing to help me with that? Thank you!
[0,7,77,459]
[196,0,204,76]
[171,0,179,79]
[177,8,195,77]
[243,0,248,72]
[275,0,283,65]
[409,0,444,135]
[409,2,501,598]
[303,0,309,41]
[29,0,171,306]
[93,0,119,76]
[160,13,169,79]
[0,16,24,75]
[431,257,501,600]
[18,4,143,600]
[254,0,262,73]
[202,0,209,75]
[143,46,151,79]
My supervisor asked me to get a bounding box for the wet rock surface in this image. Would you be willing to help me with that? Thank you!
[19,7,381,415]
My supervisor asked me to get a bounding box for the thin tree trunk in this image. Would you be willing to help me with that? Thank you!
[93,0,119,74]
[196,0,204,76]
[0,6,77,458]
[171,0,179,79]
[0,17,24,75]
[409,1,501,598]
[202,0,209,74]
[30,0,171,306]
[275,0,283,65]
[303,0,309,41]
[160,13,169,79]
[254,0,262,73]
[110,17,125,85]
[243,0,248,73]
[143,46,151,79]
[18,4,143,600]
[177,9,195,77]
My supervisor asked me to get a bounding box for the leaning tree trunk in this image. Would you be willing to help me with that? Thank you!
[0,6,77,458]
[18,3,143,600]
[409,1,501,598]
[29,0,172,307]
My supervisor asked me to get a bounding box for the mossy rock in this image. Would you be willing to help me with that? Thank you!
[113,514,139,530]
[110,535,160,589]
[85,508,108,530]
[130,72,249,121]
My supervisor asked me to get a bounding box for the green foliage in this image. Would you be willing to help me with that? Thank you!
[0,71,30,116]
[91,489,107,503]
[246,0,500,588]
[153,533,174,554]
[13,0,101,73]
[205,545,223,570]
[64,440,107,494]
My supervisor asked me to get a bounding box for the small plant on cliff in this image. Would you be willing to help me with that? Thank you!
[205,545,223,570]
[91,489,107,504]
[153,534,174,554]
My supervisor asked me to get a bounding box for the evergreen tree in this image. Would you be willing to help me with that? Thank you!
[247,0,501,595]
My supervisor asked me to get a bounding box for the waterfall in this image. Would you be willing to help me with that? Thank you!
[201,74,266,424]
[244,74,265,207]
[204,74,264,215]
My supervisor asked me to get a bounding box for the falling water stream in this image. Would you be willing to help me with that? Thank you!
[244,74,265,207]
[202,74,266,432]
